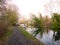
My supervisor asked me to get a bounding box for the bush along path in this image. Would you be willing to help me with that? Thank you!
[6,26,44,45]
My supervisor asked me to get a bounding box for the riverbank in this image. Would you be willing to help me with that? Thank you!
[19,27,44,45]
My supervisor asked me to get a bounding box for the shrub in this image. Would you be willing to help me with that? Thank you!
[0,22,8,37]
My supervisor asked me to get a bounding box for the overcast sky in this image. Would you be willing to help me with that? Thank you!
[10,0,60,20]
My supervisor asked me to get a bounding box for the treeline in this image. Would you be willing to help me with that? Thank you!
[0,0,18,37]
[32,13,60,41]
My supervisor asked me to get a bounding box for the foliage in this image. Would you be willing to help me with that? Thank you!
[32,13,60,41]
[6,7,18,26]
[0,22,8,37]
[32,14,51,36]
[0,0,18,38]
[32,15,44,36]
[51,13,60,41]
[0,26,13,45]
[0,0,18,45]
[43,16,51,33]
[51,13,60,32]
[0,0,8,38]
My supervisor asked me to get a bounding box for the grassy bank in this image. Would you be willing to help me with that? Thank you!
[0,27,13,45]
[19,27,44,45]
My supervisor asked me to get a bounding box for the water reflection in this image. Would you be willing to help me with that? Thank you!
[55,31,60,41]
[26,28,60,45]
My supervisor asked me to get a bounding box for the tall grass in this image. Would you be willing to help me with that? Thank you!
[0,22,8,37]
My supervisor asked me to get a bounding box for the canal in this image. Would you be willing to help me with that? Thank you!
[26,28,60,45]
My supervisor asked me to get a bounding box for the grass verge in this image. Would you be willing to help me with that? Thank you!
[19,27,44,45]
[0,27,13,45]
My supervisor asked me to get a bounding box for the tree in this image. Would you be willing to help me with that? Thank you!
[32,14,51,37]
[32,14,44,36]
[0,0,7,22]
[6,5,18,26]
[51,13,60,41]
[43,16,51,33]
[0,0,8,37]
[0,0,18,37]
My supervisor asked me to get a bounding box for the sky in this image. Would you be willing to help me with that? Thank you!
[10,0,60,20]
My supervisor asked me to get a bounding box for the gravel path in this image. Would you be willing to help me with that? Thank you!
[7,26,28,45]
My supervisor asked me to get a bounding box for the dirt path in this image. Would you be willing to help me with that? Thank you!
[6,26,28,45]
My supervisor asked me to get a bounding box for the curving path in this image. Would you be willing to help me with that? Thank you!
[7,26,28,45]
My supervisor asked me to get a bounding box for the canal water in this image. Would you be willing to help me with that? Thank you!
[26,28,60,45]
